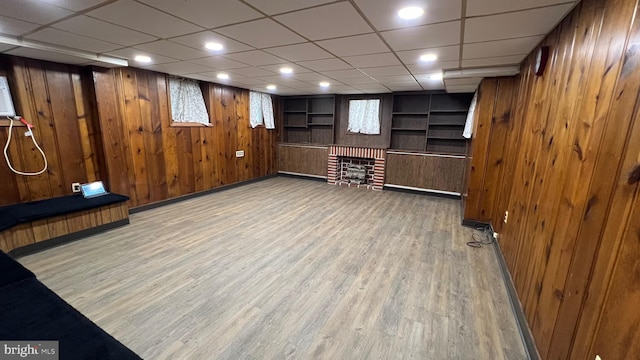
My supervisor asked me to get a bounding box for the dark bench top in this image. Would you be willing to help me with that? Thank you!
[0,251,141,359]
[0,194,129,232]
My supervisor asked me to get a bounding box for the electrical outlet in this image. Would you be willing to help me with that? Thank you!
[504,211,509,224]
[235,150,244,158]
[595,355,602,360]
[72,182,81,193]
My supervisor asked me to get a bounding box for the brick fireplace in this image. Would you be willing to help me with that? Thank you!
[327,146,386,190]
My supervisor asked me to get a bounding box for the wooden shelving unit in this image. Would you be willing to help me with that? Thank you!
[282,95,335,144]
[390,92,473,154]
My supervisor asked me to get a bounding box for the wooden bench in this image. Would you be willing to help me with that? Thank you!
[0,194,129,256]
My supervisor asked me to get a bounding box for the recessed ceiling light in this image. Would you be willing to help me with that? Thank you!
[419,53,437,62]
[266,85,276,90]
[319,81,330,88]
[427,72,443,81]
[217,73,229,80]
[398,6,424,20]
[280,67,293,74]
[134,55,151,63]
[205,42,223,51]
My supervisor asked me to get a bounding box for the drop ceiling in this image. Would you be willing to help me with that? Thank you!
[0,0,577,94]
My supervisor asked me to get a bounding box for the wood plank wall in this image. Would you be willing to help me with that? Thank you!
[463,0,640,358]
[277,144,328,177]
[463,77,517,225]
[0,56,106,206]
[93,67,279,208]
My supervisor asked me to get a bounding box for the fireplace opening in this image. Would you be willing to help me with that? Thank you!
[338,157,375,187]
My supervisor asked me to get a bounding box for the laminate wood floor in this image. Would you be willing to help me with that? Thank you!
[19,177,526,360]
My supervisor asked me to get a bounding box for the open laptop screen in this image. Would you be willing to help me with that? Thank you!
[81,181,107,198]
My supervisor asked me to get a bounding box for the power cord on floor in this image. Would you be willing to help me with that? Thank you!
[466,224,494,248]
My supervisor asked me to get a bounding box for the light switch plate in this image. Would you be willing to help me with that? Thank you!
[236,150,245,158]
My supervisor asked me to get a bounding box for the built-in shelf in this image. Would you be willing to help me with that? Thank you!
[390,92,473,155]
[391,112,429,116]
[282,95,335,145]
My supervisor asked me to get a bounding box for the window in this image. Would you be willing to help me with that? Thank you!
[168,76,210,126]
[348,99,381,134]
[249,91,275,129]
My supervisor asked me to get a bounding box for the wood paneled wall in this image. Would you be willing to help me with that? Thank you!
[277,144,328,177]
[463,77,518,226]
[334,94,393,148]
[464,0,640,358]
[93,67,278,208]
[386,152,465,193]
[0,56,106,206]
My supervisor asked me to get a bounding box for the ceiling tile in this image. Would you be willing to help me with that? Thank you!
[463,36,543,59]
[467,0,576,17]
[382,21,461,51]
[0,44,17,52]
[53,16,157,47]
[255,76,311,88]
[296,58,351,71]
[223,50,286,66]
[353,83,391,92]
[139,61,213,75]
[370,75,416,83]
[0,0,72,25]
[190,56,248,70]
[227,67,278,77]
[183,73,223,82]
[105,47,178,64]
[386,83,423,91]
[139,0,263,28]
[464,4,574,43]
[87,0,203,38]
[216,19,305,48]
[0,16,40,36]
[320,69,368,79]
[38,0,108,11]
[396,45,459,65]
[136,40,210,60]
[339,77,380,85]
[461,54,525,67]
[354,0,462,31]
[289,72,334,81]
[5,47,90,65]
[244,0,335,15]
[343,52,401,68]
[275,3,373,41]
[259,63,312,74]
[407,60,460,74]
[359,66,409,77]
[169,31,253,54]
[264,43,332,62]
[26,28,121,53]
[315,33,388,57]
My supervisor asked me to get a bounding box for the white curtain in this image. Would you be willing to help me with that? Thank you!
[348,99,381,134]
[250,91,263,128]
[249,91,275,129]
[261,93,275,129]
[169,77,209,124]
[463,91,478,139]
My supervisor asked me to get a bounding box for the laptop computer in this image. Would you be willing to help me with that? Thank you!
[81,181,109,199]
